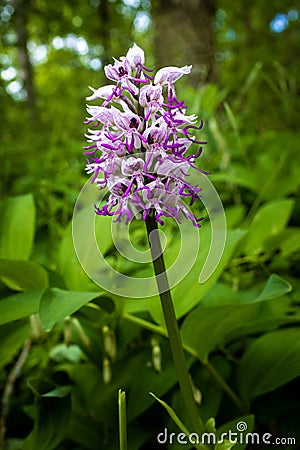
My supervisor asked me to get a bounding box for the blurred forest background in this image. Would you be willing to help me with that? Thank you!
[1,0,299,241]
[1,1,300,449]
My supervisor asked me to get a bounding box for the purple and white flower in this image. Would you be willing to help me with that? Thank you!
[84,44,207,227]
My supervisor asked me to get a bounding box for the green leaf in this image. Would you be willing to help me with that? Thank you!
[214,441,235,450]
[0,290,43,325]
[39,288,105,331]
[278,227,300,257]
[197,83,220,116]
[0,259,49,291]
[201,274,291,307]
[255,274,292,302]
[24,381,71,450]
[59,206,113,290]
[224,205,246,229]
[0,194,35,260]
[224,101,241,146]
[150,393,210,450]
[240,61,263,96]
[149,392,191,436]
[181,275,297,363]
[242,199,294,255]
[49,343,85,363]
[238,327,300,404]
[41,386,72,398]
[0,322,30,370]
[150,228,246,324]
[211,171,257,192]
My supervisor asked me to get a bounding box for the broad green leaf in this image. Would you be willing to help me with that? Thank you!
[181,275,297,363]
[69,340,179,427]
[238,327,300,405]
[201,274,291,307]
[39,288,104,331]
[0,322,30,370]
[182,303,258,363]
[24,381,71,450]
[41,386,71,398]
[0,259,49,291]
[201,281,257,307]
[241,199,294,255]
[255,274,292,302]
[27,378,57,397]
[59,206,114,291]
[0,290,43,325]
[58,220,96,291]
[149,228,246,324]
[0,194,35,260]
[211,171,257,192]
[49,343,85,363]
[223,205,246,229]
[278,227,300,257]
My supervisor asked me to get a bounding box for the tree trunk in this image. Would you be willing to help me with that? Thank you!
[98,0,111,67]
[13,0,36,110]
[152,0,216,86]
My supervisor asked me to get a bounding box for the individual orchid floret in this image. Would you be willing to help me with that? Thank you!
[86,85,116,101]
[104,56,139,96]
[154,65,192,86]
[84,44,207,227]
[139,84,163,120]
[126,43,145,69]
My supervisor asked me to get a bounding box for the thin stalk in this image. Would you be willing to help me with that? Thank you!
[0,339,31,450]
[204,361,248,414]
[145,214,204,436]
[118,389,127,450]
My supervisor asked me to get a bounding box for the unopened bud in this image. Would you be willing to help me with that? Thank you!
[64,316,72,347]
[102,325,117,361]
[30,314,46,339]
[190,375,202,405]
[151,338,162,373]
[205,417,216,434]
[103,357,112,384]
[72,317,91,348]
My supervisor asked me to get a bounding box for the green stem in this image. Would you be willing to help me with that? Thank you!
[145,214,204,436]
[204,361,248,414]
[118,389,127,450]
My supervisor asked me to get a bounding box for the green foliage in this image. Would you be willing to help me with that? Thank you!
[24,379,71,450]
[39,288,104,331]
[0,322,30,370]
[216,415,255,450]
[0,259,49,291]
[181,277,295,363]
[0,194,35,260]
[238,327,300,405]
[0,290,42,325]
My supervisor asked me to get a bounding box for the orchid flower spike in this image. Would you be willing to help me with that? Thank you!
[84,44,207,227]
